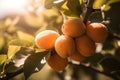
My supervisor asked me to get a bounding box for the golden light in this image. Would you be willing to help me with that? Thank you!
[0,0,28,10]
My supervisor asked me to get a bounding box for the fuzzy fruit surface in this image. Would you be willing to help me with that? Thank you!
[75,35,96,57]
[87,23,108,43]
[35,30,60,49]
[62,18,86,38]
[47,52,68,72]
[55,35,76,58]
[70,51,85,62]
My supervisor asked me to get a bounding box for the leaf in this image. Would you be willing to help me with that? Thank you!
[107,0,120,5]
[12,47,34,67]
[7,45,21,59]
[0,55,7,65]
[0,36,5,50]
[67,0,82,15]
[99,56,120,73]
[93,0,108,9]
[17,31,34,43]
[63,0,82,17]
[53,0,66,9]
[9,39,33,47]
[89,11,103,22]
[24,14,42,28]
[23,51,49,79]
[44,0,55,9]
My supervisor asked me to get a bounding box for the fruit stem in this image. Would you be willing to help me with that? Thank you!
[83,0,94,24]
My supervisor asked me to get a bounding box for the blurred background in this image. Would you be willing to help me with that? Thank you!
[0,0,120,80]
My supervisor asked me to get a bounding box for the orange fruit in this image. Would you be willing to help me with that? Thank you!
[86,23,108,43]
[61,18,86,38]
[47,52,68,72]
[35,30,60,49]
[75,35,96,57]
[55,35,76,58]
[70,51,85,62]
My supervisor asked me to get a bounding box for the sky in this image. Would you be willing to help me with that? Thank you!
[0,0,28,19]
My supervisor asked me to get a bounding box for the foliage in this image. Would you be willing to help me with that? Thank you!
[0,0,120,80]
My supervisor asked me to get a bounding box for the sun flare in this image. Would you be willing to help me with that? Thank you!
[0,0,28,9]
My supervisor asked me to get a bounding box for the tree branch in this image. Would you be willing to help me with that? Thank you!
[69,62,119,80]
[0,62,119,80]
[83,0,94,24]
[0,68,23,80]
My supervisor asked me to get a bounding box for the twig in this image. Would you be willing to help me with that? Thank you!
[0,62,119,80]
[0,68,23,80]
[69,62,119,80]
[83,0,94,24]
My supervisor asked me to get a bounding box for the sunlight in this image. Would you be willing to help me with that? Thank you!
[0,0,28,9]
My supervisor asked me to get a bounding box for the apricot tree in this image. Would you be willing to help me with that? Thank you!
[0,0,120,80]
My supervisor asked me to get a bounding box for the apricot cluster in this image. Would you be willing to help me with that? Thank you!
[35,18,108,72]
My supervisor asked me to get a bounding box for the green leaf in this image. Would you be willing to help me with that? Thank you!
[44,0,55,9]
[9,39,33,47]
[61,0,82,17]
[17,31,34,43]
[106,0,120,5]
[93,0,108,9]
[13,47,34,67]
[24,14,42,28]
[0,36,5,50]
[7,45,21,59]
[89,11,103,22]
[0,55,7,65]
[23,51,49,79]
[66,0,82,17]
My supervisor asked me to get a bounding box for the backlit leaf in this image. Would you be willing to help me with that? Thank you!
[7,45,21,59]
[0,55,7,65]
[17,31,34,43]
[23,51,49,79]
[0,36,5,50]
[9,39,33,47]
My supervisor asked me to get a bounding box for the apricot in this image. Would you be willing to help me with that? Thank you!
[35,30,60,49]
[47,52,68,72]
[55,35,76,58]
[75,35,96,57]
[61,18,86,38]
[70,51,85,62]
[86,23,108,43]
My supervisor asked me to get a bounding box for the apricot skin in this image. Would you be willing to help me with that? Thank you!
[62,18,86,38]
[47,53,68,72]
[75,35,96,57]
[70,51,85,62]
[55,35,76,58]
[87,23,108,43]
[35,30,60,49]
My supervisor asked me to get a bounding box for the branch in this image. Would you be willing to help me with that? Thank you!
[0,62,119,80]
[0,68,23,80]
[83,0,94,24]
[69,62,119,80]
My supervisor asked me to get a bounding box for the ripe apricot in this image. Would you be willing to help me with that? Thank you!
[70,51,85,62]
[75,35,96,57]
[35,30,60,49]
[55,35,76,58]
[86,23,108,43]
[61,18,86,38]
[47,52,68,72]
